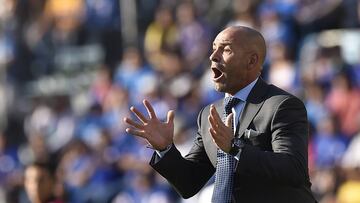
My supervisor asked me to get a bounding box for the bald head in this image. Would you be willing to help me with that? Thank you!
[221,26,267,69]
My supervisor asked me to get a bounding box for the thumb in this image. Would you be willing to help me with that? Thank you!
[166,110,175,124]
[225,113,233,127]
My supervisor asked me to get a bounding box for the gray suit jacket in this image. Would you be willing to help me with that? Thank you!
[150,78,317,203]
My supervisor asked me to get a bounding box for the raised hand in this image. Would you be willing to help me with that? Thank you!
[124,99,175,151]
[208,105,233,152]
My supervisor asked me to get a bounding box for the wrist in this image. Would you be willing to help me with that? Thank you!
[229,137,244,156]
[159,144,172,152]
[146,143,173,151]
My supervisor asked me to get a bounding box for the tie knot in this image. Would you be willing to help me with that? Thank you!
[224,97,240,116]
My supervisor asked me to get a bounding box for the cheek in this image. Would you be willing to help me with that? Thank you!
[230,65,247,84]
[227,59,243,74]
[223,54,235,64]
[225,53,243,69]
[224,54,247,78]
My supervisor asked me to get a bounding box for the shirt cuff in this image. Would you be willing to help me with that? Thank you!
[234,148,243,161]
[155,144,172,158]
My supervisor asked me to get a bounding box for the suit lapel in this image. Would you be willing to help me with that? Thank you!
[236,78,269,138]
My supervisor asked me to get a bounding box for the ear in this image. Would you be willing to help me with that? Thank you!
[248,53,259,69]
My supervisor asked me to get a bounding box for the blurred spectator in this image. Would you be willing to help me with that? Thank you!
[90,68,112,105]
[112,171,174,203]
[101,84,130,139]
[329,125,360,203]
[341,133,360,169]
[157,50,183,80]
[267,41,297,93]
[259,0,299,51]
[295,0,344,34]
[114,46,156,104]
[174,84,204,129]
[338,132,360,203]
[43,0,85,43]
[0,133,22,202]
[31,0,87,76]
[1,0,34,83]
[311,168,338,203]
[202,0,233,31]
[23,162,64,203]
[260,9,294,50]
[337,178,360,203]
[75,103,105,149]
[227,0,259,28]
[81,130,123,202]
[136,0,159,35]
[57,139,95,202]
[0,0,15,72]
[341,0,360,27]
[84,0,122,68]
[144,5,179,70]
[312,116,347,169]
[24,96,75,153]
[258,0,298,20]
[176,1,211,73]
[20,133,52,166]
[302,46,349,91]
[325,72,360,137]
[303,82,330,128]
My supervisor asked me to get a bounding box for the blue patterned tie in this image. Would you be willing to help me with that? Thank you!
[212,96,240,203]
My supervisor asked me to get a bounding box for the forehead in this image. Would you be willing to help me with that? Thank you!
[213,29,239,46]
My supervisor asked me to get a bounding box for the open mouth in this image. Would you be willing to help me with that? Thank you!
[211,67,224,81]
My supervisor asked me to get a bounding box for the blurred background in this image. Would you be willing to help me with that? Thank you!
[0,0,360,202]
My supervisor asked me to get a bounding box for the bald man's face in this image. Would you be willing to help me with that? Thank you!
[209,27,260,95]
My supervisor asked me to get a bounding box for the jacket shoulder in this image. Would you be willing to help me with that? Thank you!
[265,84,304,106]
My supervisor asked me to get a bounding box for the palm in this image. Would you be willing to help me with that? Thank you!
[124,100,175,150]
[142,116,174,149]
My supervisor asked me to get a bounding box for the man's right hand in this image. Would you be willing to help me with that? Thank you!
[124,99,175,151]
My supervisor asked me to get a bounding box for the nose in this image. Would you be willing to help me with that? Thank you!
[209,48,220,63]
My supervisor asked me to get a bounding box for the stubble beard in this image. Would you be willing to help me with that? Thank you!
[214,82,226,93]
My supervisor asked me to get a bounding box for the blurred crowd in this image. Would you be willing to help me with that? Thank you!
[0,0,360,202]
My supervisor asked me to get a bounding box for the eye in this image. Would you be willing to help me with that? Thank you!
[224,48,232,53]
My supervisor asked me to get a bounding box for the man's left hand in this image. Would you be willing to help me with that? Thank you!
[208,104,234,153]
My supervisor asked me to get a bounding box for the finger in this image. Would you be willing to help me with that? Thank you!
[208,106,224,130]
[208,115,220,130]
[124,117,143,129]
[210,105,222,124]
[130,106,148,123]
[166,110,175,124]
[209,128,222,149]
[225,113,233,128]
[143,99,157,119]
[209,127,218,139]
[125,127,146,138]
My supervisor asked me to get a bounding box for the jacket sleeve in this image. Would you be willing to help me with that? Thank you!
[149,108,215,199]
[236,96,310,187]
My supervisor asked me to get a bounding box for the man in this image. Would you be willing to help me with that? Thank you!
[24,162,64,203]
[124,26,316,202]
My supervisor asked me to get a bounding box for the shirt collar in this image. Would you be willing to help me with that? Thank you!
[225,77,258,102]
